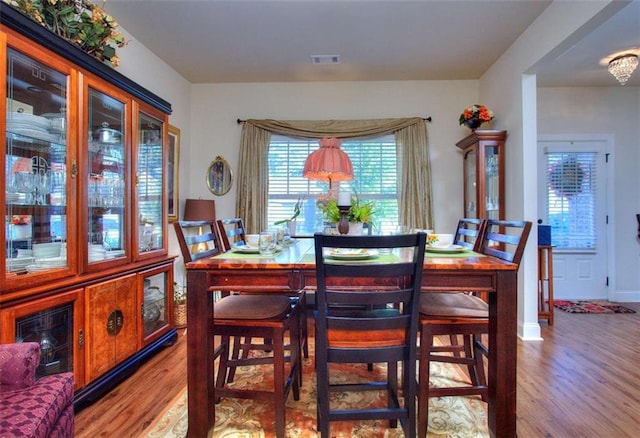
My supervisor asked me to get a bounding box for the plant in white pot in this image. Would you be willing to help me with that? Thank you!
[274,197,302,236]
[322,194,374,235]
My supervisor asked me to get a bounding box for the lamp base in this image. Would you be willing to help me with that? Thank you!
[338,206,350,234]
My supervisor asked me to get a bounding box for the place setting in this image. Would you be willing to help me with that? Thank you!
[425,233,468,253]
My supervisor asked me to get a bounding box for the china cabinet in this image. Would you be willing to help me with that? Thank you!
[456,130,506,220]
[1,7,176,406]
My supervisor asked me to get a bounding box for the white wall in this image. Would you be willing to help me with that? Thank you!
[538,86,640,302]
[478,0,623,339]
[189,80,479,229]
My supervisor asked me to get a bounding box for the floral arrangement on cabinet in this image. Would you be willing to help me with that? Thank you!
[2,0,127,67]
[459,104,495,129]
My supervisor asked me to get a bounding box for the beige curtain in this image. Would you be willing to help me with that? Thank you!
[237,117,432,231]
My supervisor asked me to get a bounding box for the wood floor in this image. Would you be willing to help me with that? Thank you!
[75,304,640,437]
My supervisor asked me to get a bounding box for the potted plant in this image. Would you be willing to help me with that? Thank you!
[274,198,302,236]
[459,104,495,130]
[173,282,187,328]
[322,194,374,234]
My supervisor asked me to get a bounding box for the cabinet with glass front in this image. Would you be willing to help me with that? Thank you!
[1,8,176,404]
[456,130,506,220]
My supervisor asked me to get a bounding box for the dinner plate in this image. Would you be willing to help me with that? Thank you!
[232,245,261,254]
[326,248,379,260]
[425,244,466,253]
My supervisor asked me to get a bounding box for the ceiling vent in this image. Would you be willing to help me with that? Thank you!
[311,55,341,65]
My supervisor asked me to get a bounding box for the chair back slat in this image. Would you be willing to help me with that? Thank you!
[216,218,247,251]
[478,219,532,266]
[173,220,223,262]
[453,218,486,251]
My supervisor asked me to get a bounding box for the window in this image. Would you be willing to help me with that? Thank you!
[267,134,399,235]
[544,151,597,250]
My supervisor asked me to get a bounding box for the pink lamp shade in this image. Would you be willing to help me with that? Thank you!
[183,198,216,221]
[303,137,353,183]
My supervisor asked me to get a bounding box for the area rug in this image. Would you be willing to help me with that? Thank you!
[143,343,488,437]
[554,300,636,314]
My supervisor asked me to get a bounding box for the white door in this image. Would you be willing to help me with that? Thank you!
[537,138,609,300]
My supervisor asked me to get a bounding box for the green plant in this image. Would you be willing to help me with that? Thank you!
[322,195,374,224]
[274,198,302,225]
[3,0,127,67]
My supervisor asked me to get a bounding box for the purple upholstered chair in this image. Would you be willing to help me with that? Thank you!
[0,342,74,437]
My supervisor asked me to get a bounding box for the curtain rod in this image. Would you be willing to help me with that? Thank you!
[236,116,432,124]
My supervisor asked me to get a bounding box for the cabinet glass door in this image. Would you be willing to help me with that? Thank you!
[141,266,170,342]
[463,149,477,218]
[87,88,126,263]
[484,145,500,219]
[136,112,164,254]
[4,48,70,278]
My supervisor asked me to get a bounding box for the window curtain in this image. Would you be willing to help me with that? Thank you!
[237,117,433,232]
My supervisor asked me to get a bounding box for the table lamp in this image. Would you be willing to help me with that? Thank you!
[303,137,353,197]
[183,198,216,253]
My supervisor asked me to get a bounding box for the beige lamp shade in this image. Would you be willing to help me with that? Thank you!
[303,137,353,183]
[183,198,216,221]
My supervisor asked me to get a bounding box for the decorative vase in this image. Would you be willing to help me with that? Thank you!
[174,303,187,328]
[464,118,483,131]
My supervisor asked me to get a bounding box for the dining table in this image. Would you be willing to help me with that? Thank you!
[184,237,519,437]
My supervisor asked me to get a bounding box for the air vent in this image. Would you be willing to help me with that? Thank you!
[311,55,341,65]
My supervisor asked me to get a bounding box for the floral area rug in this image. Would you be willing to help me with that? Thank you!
[554,300,636,314]
[143,341,488,438]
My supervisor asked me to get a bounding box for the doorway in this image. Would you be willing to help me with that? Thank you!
[537,136,611,300]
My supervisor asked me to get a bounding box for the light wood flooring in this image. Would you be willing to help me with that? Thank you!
[75,304,640,437]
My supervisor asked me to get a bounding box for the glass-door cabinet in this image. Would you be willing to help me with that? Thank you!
[134,104,166,260]
[82,80,130,272]
[456,130,506,220]
[3,44,76,288]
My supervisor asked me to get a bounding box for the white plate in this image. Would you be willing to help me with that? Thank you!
[425,244,467,253]
[232,245,260,254]
[326,248,379,260]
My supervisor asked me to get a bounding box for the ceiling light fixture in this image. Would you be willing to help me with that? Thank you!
[607,54,638,85]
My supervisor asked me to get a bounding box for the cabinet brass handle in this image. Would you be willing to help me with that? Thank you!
[78,329,84,348]
[107,309,124,336]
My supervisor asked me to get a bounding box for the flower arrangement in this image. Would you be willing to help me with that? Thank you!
[2,0,127,67]
[459,104,495,125]
[174,282,186,305]
[10,215,32,225]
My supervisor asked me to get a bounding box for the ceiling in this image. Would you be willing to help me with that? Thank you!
[104,0,640,87]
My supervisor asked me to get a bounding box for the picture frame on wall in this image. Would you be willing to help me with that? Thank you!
[168,125,180,222]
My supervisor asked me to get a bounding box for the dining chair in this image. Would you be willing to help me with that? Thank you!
[216,217,247,250]
[215,217,310,368]
[174,220,304,438]
[314,232,427,437]
[417,219,531,437]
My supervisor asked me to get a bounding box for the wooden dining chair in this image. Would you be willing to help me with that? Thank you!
[216,217,247,250]
[174,220,304,438]
[215,217,310,367]
[417,219,531,438]
[314,232,427,437]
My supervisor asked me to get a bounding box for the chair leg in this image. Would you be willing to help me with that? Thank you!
[273,328,286,438]
[449,334,461,357]
[388,360,398,429]
[316,337,329,437]
[472,334,488,402]
[215,335,230,403]
[227,335,250,383]
[417,325,432,438]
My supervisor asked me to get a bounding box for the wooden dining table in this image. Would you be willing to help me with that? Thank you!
[184,238,519,437]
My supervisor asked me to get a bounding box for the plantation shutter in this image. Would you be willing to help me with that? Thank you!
[545,151,598,250]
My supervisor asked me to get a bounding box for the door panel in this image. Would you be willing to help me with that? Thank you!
[538,139,608,300]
